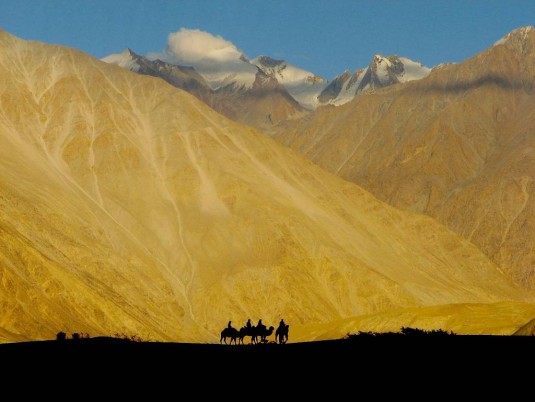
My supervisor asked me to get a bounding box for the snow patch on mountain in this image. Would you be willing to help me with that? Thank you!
[398,57,432,81]
[333,68,368,105]
[493,37,507,47]
[374,55,392,84]
[102,49,139,72]
[252,56,327,109]
[192,57,258,90]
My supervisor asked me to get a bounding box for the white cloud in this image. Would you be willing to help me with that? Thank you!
[158,28,244,65]
[147,28,258,90]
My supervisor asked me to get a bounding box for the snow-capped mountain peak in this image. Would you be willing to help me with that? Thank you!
[254,55,284,68]
[252,55,327,109]
[373,54,392,66]
[252,55,324,85]
[317,55,431,106]
[187,55,258,91]
[371,54,395,84]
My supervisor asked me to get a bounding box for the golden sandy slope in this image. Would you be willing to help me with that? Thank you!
[274,27,535,290]
[0,30,531,342]
[514,317,535,335]
[292,302,535,341]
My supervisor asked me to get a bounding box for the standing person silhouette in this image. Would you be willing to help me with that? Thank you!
[276,318,289,344]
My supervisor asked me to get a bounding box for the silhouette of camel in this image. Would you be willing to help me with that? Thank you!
[236,325,254,344]
[232,325,275,344]
[221,323,275,345]
[220,327,239,345]
[253,325,274,344]
[275,324,290,344]
[237,326,251,344]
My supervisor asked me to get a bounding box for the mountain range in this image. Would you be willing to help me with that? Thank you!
[103,47,431,133]
[103,49,307,132]
[0,27,534,343]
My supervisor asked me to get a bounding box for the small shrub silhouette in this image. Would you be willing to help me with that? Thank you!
[71,332,80,340]
[113,332,144,342]
[56,331,67,341]
[401,327,453,336]
[346,327,456,339]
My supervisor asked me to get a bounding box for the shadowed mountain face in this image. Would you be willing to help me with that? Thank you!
[120,49,214,102]
[273,27,535,290]
[0,30,531,343]
[103,50,308,133]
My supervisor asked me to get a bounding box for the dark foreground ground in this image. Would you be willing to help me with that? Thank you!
[1,336,532,388]
[1,334,532,361]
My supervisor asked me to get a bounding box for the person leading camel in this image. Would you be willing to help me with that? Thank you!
[276,319,289,344]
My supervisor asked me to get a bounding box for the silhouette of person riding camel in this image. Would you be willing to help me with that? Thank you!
[256,319,265,332]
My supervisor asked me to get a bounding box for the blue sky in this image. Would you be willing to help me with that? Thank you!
[1,1,534,78]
